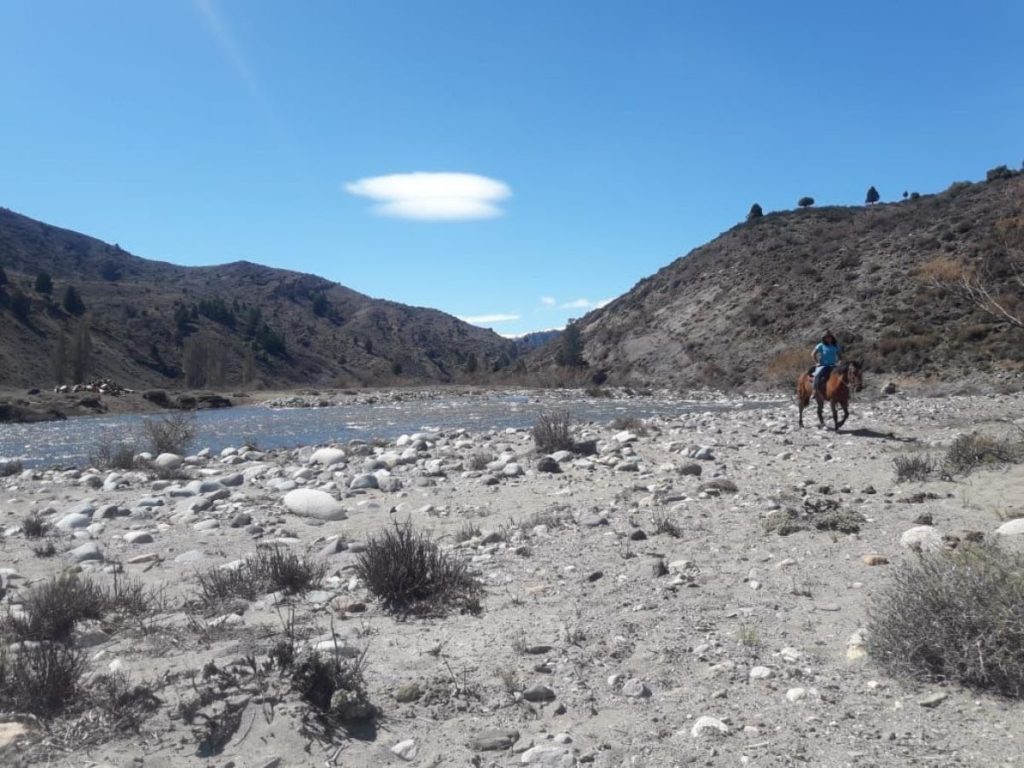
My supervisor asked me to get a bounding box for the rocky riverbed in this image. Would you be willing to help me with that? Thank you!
[1,390,1023,766]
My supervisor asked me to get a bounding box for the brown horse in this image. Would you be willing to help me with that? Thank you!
[797,361,864,430]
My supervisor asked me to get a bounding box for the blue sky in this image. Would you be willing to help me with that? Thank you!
[1,1,1022,336]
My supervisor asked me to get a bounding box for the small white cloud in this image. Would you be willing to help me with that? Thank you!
[540,296,557,307]
[345,172,511,221]
[458,313,520,326]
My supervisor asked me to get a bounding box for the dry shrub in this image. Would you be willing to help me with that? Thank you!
[532,410,575,454]
[91,429,137,469]
[195,546,326,612]
[290,648,376,721]
[465,451,492,471]
[894,453,934,482]
[766,348,811,387]
[869,545,1024,696]
[944,432,1022,476]
[0,642,86,716]
[6,574,108,643]
[652,510,683,538]
[141,411,197,456]
[918,256,968,284]
[0,459,23,478]
[22,513,48,538]
[355,521,480,616]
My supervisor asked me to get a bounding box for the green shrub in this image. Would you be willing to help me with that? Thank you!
[869,545,1024,696]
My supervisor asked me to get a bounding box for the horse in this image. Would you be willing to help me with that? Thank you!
[797,361,864,430]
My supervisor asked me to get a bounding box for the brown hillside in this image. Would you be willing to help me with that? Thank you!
[565,172,1024,388]
[0,208,517,389]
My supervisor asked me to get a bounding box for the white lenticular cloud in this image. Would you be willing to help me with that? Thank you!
[540,296,557,307]
[559,297,613,310]
[458,313,520,326]
[345,172,512,221]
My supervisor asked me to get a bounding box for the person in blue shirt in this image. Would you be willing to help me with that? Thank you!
[812,331,842,395]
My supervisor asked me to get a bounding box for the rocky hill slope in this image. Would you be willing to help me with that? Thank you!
[0,208,517,389]
[561,170,1024,388]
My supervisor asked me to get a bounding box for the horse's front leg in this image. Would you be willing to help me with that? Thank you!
[831,401,842,431]
[836,401,849,429]
[816,397,825,426]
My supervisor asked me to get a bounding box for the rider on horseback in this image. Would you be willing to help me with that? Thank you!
[812,331,842,396]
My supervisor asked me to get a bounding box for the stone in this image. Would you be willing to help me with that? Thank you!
[749,666,773,680]
[154,453,183,470]
[786,687,807,702]
[230,513,252,528]
[56,512,92,530]
[349,473,378,490]
[690,715,730,739]
[310,447,346,466]
[862,554,889,566]
[391,739,417,761]
[996,518,1024,537]
[174,549,205,563]
[521,745,573,766]
[123,531,153,545]
[578,513,607,528]
[394,683,423,703]
[900,525,943,553]
[193,519,220,531]
[469,728,519,751]
[686,445,715,461]
[69,542,104,563]
[918,691,948,708]
[0,721,29,748]
[678,462,702,476]
[283,489,346,521]
[621,678,650,698]
[503,462,524,477]
[522,684,556,702]
[536,456,561,473]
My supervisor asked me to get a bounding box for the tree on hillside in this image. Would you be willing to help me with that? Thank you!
[10,289,31,321]
[70,318,92,383]
[798,197,815,209]
[866,186,880,205]
[51,332,67,384]
[556,321,584,368]
[35,271,53,294]
[62,285,86,316]
[311,292,329,317]
[183,332,224,388]
[747,203,763,221]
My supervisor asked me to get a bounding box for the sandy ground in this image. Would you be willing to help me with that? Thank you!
[1,389,1023,767]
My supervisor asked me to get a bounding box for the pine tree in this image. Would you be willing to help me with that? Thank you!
[62,285,86,316]
[35,271,53,294]
[747,203,763,221]
[865,186,880,205]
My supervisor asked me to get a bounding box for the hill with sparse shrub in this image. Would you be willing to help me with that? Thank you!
[542,168,1024,388]
[0,208,518,390]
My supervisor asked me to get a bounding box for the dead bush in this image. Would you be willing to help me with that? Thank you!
[766,348,810,387]
[894,454,934,482]
[0,459,23,478]
[869,545,1024,696]
[465,451,493,471]
[194,546,325,612]
[944,432,1022,476]
[6,574,108,643]
[532,410,575,454]
[355,521,481,616]
[652,510,683,538]
[90,429,137,470]
[141,411,197,456]
[918,256,968,284]
[290,648,376,722]
[0,642,86,716]
[22,513,48,538]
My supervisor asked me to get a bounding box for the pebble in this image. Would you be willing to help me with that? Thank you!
[522,684,556,702]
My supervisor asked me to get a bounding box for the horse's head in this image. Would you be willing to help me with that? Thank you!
[845,360,865,392]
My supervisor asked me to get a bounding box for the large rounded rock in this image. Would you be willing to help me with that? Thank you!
[899,525,943,553]
[283,489,347,521]
[996,518,1024,537]
[154,453,183,470]
[350,473,379,490]
[310,447,346,466]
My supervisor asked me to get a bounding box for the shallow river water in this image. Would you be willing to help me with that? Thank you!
[0,392,783,468]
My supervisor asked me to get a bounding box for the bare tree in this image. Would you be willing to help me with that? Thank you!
[958,219,1024,328]
[241,344,257,388]
[182,332,224,388]
[51,331,67,385]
